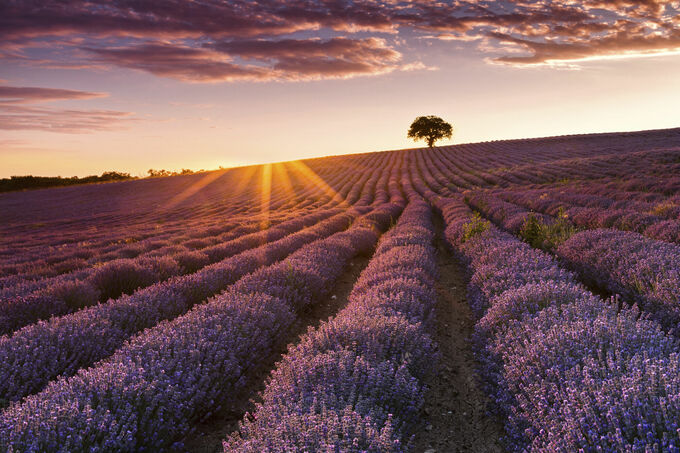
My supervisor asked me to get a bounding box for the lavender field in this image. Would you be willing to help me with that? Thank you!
[2,128,680,452]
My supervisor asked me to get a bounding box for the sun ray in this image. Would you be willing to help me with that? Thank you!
[162,169,227,211]
[287,160,347,207]
[231,165,258,197]
[272,162,296,203]
[259,163,272,231]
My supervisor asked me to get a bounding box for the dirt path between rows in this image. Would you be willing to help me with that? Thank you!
[411,216,505,453]
[179,255,370,453]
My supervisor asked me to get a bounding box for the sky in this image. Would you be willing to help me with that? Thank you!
[1,1,680,178]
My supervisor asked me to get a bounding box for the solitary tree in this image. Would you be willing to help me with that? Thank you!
[407,115,453,148]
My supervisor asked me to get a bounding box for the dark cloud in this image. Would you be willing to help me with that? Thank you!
[0,85,135,133]
[212,37,397,61]
[1,1,679,77]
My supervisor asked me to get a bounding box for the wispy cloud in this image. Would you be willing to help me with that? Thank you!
[0,86,106,103]
[1,0,679,78]
[0,84,135,133]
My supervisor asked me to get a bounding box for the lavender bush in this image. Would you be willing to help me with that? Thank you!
[432,196,680,452]
[227,199,438,451]
[0,203,401,451]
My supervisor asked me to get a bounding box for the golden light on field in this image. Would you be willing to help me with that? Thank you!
[272,162,296,203]
[259,163,272,231]
[288,160,346,207]
[163,169,227,211]
[231,165,259,199]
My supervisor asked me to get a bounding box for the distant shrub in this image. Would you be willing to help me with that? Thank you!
[519,213,543,247]
[461,213,490,243]
[520,208,576,251]
[147,168,197,177]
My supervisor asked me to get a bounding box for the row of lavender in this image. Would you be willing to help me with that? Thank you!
[0,206,353,405]
[394,145,680,340]
[496,188,680,244]
[226,199,438,451]
[0,157,360,285]
[506,184,680,219]
[0,202,402,451]
[0,156,311,249]
[553,175,680,198]
[0,149,389,275]
[404,138,680,208]
[0,172,269,267]
[428,137,680,190]
[0,144,406,407]
[0,151,393,337]
[464,191,680,333]
[432,195,680,451]
[0,201,296,286]
[3,132,676,282]
[5,130,675,274]
[0,164,366,335]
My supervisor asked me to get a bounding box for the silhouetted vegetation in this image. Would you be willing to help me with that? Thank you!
[147,168,200,177]
[408,115,453,147]
[0,172,135,193]
[0,167,218,193]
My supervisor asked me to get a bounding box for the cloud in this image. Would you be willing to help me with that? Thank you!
[212,37,402,79]
[0,86,106,103]
[0,84,135,133]
[418,2,680,66]
[489,29,680,66]
[85,45,270,82]
[86,38,404,81]
[1,0,679,76]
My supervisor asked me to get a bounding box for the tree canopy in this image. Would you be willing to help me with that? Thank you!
[407,116,453,148]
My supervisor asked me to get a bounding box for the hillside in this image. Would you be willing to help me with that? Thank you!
[1,127,680,452]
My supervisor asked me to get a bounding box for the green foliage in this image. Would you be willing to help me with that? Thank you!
[520,213,543,248]
[407,115,453,148]
[520,208,577,251]
[462,213,491,243]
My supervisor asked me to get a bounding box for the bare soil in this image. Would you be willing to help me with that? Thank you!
[178,255,370,453]
[411,217,505,453]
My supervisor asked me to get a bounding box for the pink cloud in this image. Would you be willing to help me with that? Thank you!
[0,86,107,103]
[87,38,403,81]
[0,84,135,133]
[85,45,270,82]
[1,0,679,76]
